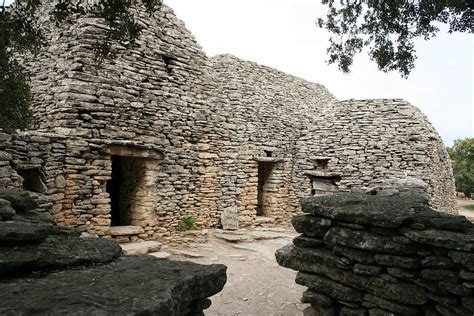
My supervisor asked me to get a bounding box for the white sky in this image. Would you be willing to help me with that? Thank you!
[163,0,473,147]
[7,0,473,146]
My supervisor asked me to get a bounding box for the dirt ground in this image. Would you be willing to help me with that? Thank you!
[457,198,474,219]
[163,228,307,316]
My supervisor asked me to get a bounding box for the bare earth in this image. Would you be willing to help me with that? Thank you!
[457,198,474,220]
[163,228,306,316]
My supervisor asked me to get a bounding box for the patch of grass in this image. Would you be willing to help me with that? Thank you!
[177,216,197,231]
[464,204,474,211]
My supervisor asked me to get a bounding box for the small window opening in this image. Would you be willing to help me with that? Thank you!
[18,168,47,193]
[310,176,341,196]
[264,150,272,157]
[162,55,173,75]
[314,158,329,171]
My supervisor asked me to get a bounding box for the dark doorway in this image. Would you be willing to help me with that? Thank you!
[257,162,275,216]
[18,168,47,193]
[106,155,147,226]
[107,156,123,226]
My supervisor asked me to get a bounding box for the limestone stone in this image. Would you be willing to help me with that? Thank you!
[0,256,226,315]
[0,221,53,245]
[296,273,364,302]
[277,191,470,315]
[0,199,15,221]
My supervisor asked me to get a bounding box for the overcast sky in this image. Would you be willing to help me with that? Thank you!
[7,0,472,146]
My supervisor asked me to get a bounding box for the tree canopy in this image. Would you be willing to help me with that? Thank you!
[448,138,474,196]
[0,0,162,132]
[318,0,473,77]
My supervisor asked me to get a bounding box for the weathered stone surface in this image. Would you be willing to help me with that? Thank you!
[420,269,458,282]
[373,254,420,269]
[411,207,473,232]
[0,233,122,277]
[120,240,162,255]
[0,198,15,221]
[449,251,474,271]
[459,269,474,280]
[324,227,416,255]
[340,307,367,316]
[301,192,421,228]
[353,264,383,276]
[404,229,474,252]
[276,244,351,270]
[333,245,375,264]
[278,246,427,305]
[296,272,364,302]
[386,267,419,281]
[421,256,455,269]
[293,235,324,248]
[291,214,332,237]
[0,256,227,316]
[302,289,333,307]
[277,191,471,315]
[0,221,53,245]
[462,297,474,313]
[363,294,418,315]
[0,189,38,213]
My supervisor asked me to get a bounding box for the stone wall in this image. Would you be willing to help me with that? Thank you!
[3,0,456,240]
[211,56,456,222]
[276,190,474,315]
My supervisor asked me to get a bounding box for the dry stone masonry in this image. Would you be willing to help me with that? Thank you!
[276,188,474,315]
[0,189,227,315]
[0,0,457,242]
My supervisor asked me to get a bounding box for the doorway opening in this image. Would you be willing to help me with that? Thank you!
[18,168,47,193]
[257,161,276,216]
[106,155,146,226]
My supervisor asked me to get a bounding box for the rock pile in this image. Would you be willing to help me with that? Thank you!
[276,191,474,315]
[0,190,227,315]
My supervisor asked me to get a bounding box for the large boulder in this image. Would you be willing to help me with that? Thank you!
[0,256,227,316]
[0,189,39,213]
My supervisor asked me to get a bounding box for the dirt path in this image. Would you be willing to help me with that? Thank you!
[457,199,474,219]
[163,228,306,316]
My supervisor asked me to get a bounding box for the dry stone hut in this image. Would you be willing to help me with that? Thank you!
[0,1,456,242]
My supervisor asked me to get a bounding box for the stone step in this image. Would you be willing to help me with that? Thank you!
[108,225,144,237]
[255,216,275,225]
[149,251,171,260]
[120,241,161,256]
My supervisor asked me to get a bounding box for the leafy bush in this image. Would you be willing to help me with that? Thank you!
[448,138,474,196]
[177,216,196,231]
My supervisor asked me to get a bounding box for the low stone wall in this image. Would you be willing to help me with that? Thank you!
[276,191,474,315]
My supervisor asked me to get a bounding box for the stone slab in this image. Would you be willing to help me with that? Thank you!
[108,225,145,236]
[0,256,227,316]
[120,241,162,255]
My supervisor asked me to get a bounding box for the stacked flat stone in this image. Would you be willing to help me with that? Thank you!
[1,0,455,241]
[0,189,227,315]
[276,191,474,315]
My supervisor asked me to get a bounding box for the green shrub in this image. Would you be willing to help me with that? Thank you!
[177,216,196,231]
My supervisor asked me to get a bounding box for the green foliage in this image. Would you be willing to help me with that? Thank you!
[177,216,197,231]
[0,0,162,131]
[465,205,474,210]
[318,1,473,77]
[448,138,474,196]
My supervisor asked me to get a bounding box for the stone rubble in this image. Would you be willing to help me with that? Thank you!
[276,190,474,316]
